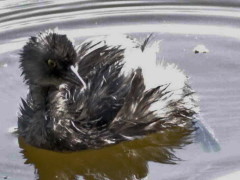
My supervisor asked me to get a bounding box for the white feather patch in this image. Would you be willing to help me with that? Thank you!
[79,34,197,115]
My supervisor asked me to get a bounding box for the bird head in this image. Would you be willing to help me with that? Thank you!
[20,30,85,88]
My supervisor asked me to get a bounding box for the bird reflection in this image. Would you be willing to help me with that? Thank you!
[18,127,192,180]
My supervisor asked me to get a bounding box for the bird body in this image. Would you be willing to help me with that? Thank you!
[18,30,199,151]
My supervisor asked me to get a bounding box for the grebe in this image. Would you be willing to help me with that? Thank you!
[18,30,208,151]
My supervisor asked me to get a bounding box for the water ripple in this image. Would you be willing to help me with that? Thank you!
[1,1,240,35]
[1,1,240,180]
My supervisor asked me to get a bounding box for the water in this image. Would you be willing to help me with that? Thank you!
[0,0,240,179]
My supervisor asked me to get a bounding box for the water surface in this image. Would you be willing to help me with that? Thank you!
[0,0,240,179]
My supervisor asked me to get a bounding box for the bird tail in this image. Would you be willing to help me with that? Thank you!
[194,118,221,152]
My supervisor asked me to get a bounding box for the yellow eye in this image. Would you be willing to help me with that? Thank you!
[48,59,56,68]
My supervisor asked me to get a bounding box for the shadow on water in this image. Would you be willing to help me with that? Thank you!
[18,128,193,180]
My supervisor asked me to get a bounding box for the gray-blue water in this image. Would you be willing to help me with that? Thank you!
[0,1,240,179]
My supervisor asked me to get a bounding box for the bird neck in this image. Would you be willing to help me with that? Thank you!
[29,84,50,109]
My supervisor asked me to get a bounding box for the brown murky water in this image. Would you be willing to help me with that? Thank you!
[0,1,240,180]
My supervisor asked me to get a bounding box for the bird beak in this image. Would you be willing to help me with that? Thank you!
[64,65,87,89]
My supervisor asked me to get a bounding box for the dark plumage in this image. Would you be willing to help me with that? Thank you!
[18,30,199,151]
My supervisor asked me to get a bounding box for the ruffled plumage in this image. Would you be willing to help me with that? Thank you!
[18,30,199,151]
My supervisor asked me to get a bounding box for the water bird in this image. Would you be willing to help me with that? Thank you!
[18,30,217,151]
